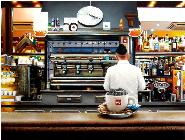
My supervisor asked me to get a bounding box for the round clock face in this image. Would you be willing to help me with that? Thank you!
[77,6,103,26]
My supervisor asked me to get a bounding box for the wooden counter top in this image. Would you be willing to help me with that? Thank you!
[2,111,185,131]
[2,111,185,140]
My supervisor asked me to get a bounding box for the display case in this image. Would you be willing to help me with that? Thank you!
[1,34,46,103]
[135,46,185,103]
[41,29,134,105]
[1,62,45,103]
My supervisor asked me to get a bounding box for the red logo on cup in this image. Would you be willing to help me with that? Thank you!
[115,99,121,105]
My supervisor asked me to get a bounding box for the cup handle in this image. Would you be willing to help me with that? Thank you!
[128,96,137,105]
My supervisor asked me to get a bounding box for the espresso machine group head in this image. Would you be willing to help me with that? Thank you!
[88,58,94,74]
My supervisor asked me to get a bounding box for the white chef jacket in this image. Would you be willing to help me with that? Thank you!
[103,60,146,102]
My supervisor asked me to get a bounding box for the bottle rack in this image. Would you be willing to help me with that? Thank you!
[136,49,185,102]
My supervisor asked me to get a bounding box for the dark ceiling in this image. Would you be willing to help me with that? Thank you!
[1,1,184,8]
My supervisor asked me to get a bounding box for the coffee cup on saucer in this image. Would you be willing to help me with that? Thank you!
[105,89,137,113]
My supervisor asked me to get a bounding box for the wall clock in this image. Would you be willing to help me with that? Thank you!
[77,6,103,26]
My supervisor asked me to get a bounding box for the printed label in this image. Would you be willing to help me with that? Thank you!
[115,99,121,105]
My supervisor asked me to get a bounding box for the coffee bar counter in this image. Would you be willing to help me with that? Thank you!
[2,111,185,140]
[2,101,185,112]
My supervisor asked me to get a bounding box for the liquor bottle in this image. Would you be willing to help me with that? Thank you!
[171,37,177,52]
[164,34,170,52]
[157,57,164,76]
[148,60,153,76]
[119,18,124,31]
[141,62,145,75]
[149,35,154,52]
[179,35,185,52]
[159,38,165,52]
[170,57,176,75]
[164,57,170,76]
[153,35,160,52]
[136,36,142,52]
[142,39,150,52]
[56,18,60,27]
[144,63,149,76]
[151,59,157,76]
[51,18,55,27]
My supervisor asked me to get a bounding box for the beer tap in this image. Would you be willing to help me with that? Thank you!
[88,58,94,74]
[61,59,67,74]
[76,63,81,74]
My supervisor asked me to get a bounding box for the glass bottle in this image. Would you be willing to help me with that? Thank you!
[157,57,164,76]
[171,37,177,52]
[159,38,165,52]
[149,35,154,52]
[136,36,142,52]
[154,35,160,52]
[51,18,55,27]
[164,34,170,52]
[142,39,150,52]
[144,63,149,76]
[151,59,157,76]
[119,18,124,31]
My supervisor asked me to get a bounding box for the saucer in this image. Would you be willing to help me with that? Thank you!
[97,103,140,119]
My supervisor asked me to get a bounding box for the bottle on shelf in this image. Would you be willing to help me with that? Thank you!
[56,18,60,27]
[153,35,160,52]
[157,57,164,76]
[170,57,176,75]
[164,34,170,52]
[171,36,177,52]
[136,36,142,52]
[142,39,150,52]
[164,57,171,76]
[150,59,157,76]
[159,38,165,52]
[51,18,55,27]
[56,18,60,31]
[178,35,185,52]
[149,35,154,52]
[119,18,124,31]
[144,63,149,76]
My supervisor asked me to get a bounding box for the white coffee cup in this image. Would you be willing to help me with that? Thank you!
[105,94,136,112]
[15,95,22,102]
[13,91,17,96]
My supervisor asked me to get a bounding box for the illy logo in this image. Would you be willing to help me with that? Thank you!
[115,99,121,105]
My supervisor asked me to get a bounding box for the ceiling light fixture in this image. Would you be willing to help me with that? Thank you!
[34,3,41,7]
[156,23,160,27]
[32,1,38,3]
[15,3,22,7]
[148,1,157,7]
[12,1,18,4]
[151,29,154,32]
[176,1,185,7]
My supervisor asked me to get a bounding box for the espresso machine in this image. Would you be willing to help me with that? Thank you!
[41,32,132,106]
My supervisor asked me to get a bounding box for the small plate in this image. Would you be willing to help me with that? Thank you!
[99,111,134,119]
[97,103,139,119]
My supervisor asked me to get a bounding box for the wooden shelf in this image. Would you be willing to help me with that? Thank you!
[136,52,185,56]
[10,53,45,56]
[144,75,171,78]
[47,28,129,36]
